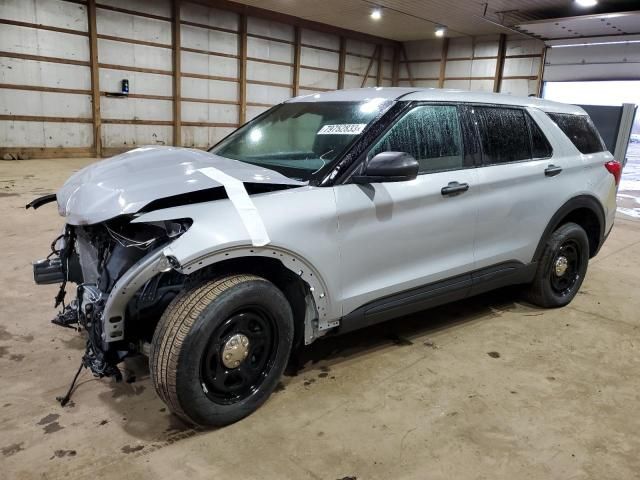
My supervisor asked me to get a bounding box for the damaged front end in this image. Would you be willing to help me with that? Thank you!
[28,146,307,404]
[33,215,191,381]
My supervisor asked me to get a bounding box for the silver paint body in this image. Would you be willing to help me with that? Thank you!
[55,88,618,343]
[57,146,305,225]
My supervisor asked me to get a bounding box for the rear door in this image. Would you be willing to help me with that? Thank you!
[471,105,575,269]
[334,103,479,315]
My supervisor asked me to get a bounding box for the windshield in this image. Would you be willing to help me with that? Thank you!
[210,99,393,181]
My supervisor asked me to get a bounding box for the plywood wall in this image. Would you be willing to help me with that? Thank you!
[0,0,395,158]
[0,0,548,159]
[399,35,545,97]
[0,0,93,157]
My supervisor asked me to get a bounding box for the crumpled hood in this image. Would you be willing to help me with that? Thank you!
[57,146,306,225]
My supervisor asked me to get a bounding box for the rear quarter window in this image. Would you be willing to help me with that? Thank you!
[547,113,606,154]
[474,106,531,164]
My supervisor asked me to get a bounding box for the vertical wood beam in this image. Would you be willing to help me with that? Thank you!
[493,33,507,93]
[172,0,181,146]
[292,26,301,97]
[360,45,378,88]
[391,45,400,86]
[401,45,414,87]
[87,0,101,157]
[337,36,346,89]
[437,38,449,89]
[536,46,547,97]
[238,14,247,124]
[375,44,383,86]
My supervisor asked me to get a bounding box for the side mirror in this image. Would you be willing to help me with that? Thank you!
[352,151,419,184]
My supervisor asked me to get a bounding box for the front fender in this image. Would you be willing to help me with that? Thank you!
[132,186,341,323]
[174,243,336,334]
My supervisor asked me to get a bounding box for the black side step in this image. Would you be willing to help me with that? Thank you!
[338,261,537,335]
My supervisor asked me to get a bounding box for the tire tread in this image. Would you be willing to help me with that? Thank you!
[525,222,588,308]
[149,274,263,424]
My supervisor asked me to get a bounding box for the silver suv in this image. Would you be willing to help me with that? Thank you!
[31,88,620,427]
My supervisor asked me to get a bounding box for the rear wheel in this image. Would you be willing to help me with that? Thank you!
[150,274,294,427]
[525,222,589,308]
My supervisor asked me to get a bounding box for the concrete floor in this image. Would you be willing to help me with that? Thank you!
[1,157,640,480]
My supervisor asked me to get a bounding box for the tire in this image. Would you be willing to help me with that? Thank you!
[525,222,589,308]
[149,274,294,427]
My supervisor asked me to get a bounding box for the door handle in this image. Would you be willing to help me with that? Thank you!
[545,164,563,177]
[441,181,470,196]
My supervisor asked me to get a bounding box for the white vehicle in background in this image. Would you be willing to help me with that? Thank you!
[29,88,620,427]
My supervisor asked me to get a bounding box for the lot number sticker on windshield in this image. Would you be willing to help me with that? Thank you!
[317,124,367,135]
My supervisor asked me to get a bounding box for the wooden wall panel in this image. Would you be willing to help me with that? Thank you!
[94,0,174,151]
[0,0,94,158]
[0,58,91,91]
[98,0,172,18]
[1,0,397,158]
[181,77,238,100]
[0,121,93,148]
[100,68,172,96]
[181,24,238,56]
[1,24,90,61]
[1,0,89,31]
[403,34,544,95]
[96,8,171,44]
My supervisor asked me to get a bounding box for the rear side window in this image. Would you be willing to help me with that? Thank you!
[547,113,606,154]
[368,105,464,174]
[526,114,553,159]
[474,107,531,164]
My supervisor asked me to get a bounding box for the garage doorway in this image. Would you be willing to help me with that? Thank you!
[543,80,640,219]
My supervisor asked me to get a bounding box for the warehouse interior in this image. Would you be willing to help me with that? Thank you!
[1,0,640,478]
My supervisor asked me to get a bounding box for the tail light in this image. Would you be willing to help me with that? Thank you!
[604,160,622,186]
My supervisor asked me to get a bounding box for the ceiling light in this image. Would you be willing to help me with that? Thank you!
[371,7,382,20]
[575,0,598,7]
[435,25,447,37]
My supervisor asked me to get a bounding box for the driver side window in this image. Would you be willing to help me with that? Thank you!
[369,105,464,174]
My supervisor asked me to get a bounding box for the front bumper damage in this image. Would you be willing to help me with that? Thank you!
[32,217,189,385]
[101,247,175,342]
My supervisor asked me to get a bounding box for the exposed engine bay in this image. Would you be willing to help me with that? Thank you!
[33,216,191,382]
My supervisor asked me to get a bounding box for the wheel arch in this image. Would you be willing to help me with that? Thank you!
[177,246,337,346]
[533,195,605,261]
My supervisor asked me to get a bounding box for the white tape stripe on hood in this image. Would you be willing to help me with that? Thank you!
[198,167,270,246]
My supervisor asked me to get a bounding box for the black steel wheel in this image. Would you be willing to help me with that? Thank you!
[200,308,278,405]
[150,274,294,427]
[525,222,589,308]
[549,239,582,297]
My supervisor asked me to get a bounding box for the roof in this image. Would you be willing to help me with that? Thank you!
[286,87,417,103]
[286,87,586,115]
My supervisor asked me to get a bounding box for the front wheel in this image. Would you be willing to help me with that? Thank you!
[525,222,589,308]
[150,274,294,427]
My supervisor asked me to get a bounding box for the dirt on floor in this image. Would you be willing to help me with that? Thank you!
[1,157,639,480]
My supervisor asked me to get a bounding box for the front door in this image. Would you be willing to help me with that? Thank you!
[334,104,478,316]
